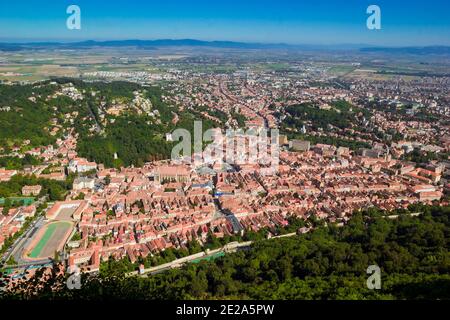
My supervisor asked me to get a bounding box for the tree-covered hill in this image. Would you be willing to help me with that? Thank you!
[0,79,218,167]
[0,83,60,148]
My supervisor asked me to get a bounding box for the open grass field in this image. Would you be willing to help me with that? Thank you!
[0,64,79,81]
[327,65,357,76]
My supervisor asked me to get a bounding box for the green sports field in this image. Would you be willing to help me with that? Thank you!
[0,197,35,206]
[191,251,225,264]
[28,222,72,259]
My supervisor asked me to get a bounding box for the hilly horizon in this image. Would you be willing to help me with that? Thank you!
[0,39,449,54]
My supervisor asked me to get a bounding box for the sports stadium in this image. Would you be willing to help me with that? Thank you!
[23,201,87,261]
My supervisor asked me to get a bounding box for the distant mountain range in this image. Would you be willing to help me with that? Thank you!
[0,39,290,51]
[360,46,450,55]
[0,39,449,55]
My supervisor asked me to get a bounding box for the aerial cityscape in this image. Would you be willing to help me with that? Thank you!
[0,0,449,308]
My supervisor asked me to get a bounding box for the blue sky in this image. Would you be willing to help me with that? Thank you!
[0,0,449,45]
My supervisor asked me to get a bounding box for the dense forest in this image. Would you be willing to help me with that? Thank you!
[0,83,59,148]
[280,100,373,150]
[283,101,370,131]
[62,79,219,168]
[0,154,42,170]
[1,204,448,300]
[76,108,218,168]
[76,114,173,168]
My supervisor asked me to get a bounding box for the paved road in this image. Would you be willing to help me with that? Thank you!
[1,216,47,266]
[127,242,252,277]
[0,197,49,267]
[128,233,298,277]
[87,102,102,133]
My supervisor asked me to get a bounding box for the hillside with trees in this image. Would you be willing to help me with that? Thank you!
[0,83,60,149]
[1,79,219,168]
